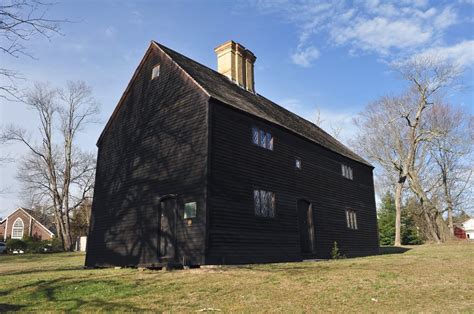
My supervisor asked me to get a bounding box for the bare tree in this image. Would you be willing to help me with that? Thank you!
[0,0,63,99]
[313,107,324,127]
[2,81,98,250]
[353,94,409,246]
[354,56,462,245]
[427,103,473,236]
[395,56,462,243]
[313,106,343,140]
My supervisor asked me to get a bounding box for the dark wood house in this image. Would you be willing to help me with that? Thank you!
[85,40,379,268]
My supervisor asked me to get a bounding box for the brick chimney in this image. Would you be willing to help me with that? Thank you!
[214,40,256,93]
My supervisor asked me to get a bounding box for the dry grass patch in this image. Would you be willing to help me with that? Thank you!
[0,242,473,312]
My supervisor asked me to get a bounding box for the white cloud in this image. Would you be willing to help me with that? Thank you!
[291,46,320,67]
[332,17,432,54]
[252,0,462,63]
[415,40,474,67]
[434,6,457,29]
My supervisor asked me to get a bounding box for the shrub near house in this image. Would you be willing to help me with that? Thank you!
[5,237,63,254]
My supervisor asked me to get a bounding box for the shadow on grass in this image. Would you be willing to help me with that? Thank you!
[0,278,144,311]
[379,246,412,255]
[3,266,86,277]
[0,303,25,312]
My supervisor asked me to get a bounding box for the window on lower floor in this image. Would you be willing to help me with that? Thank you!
[184,202,197,219]
[12,218,24,239]
[254,189,275,218]
[346,209,358,230]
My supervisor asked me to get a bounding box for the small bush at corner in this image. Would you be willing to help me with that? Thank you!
[331,241,346,259]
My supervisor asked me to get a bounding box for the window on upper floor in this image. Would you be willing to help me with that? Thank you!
[295,158,302,170]
[346,209,358,230]
[151,64,161,80]
[341,164,353,180]
[252,127,273,150]
[254,189,275,218]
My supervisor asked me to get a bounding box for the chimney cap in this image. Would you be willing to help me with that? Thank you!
[214,40,256,93]
[214,40,256,61]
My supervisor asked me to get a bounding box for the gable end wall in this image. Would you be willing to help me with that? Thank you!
[86,45,209,267]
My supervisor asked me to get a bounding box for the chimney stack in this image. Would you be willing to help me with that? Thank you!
[214,40,256,93]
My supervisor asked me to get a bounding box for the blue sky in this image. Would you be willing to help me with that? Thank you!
[0,0,473,216]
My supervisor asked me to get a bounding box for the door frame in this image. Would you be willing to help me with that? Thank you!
[157,194,178,261]
[297,198,315,255]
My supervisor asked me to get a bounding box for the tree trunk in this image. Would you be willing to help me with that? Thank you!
[408,173,448,243]
[442,173,454,237]
[423,209,441,243]
[394,181,403,246]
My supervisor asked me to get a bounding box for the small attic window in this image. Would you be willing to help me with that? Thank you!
[151,65,160,80]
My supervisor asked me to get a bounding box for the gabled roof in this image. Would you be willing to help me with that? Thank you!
[2,207,55,236]
[152,41,371,167]
[98,41,371,167]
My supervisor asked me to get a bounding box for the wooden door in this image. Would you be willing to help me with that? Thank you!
[159,198,176,259]
[297,199,315,254]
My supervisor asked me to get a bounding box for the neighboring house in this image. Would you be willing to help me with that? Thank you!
[454,225,467,239]
[0,208,55,241]
[460,218,474,240]
[86,40,379,268]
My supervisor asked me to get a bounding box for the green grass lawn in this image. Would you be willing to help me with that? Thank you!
[0,242,473,312]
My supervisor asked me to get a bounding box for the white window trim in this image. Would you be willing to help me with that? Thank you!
[12,217,24,239]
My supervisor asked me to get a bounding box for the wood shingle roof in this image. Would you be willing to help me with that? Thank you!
[154,41,372,167]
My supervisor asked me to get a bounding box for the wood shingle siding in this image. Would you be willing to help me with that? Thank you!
[86,44,209,267]
[206,101,378,263]
[86,41,379,267]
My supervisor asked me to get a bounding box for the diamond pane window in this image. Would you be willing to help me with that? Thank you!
[260,130,266,148]
[254,189,275,218]
[269,193,275,217]
[251,127,273,151]
[266,132,273,150]
[254,190,261,216]
[252,127,259,145]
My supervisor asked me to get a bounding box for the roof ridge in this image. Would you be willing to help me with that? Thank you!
[156,40,371,167]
